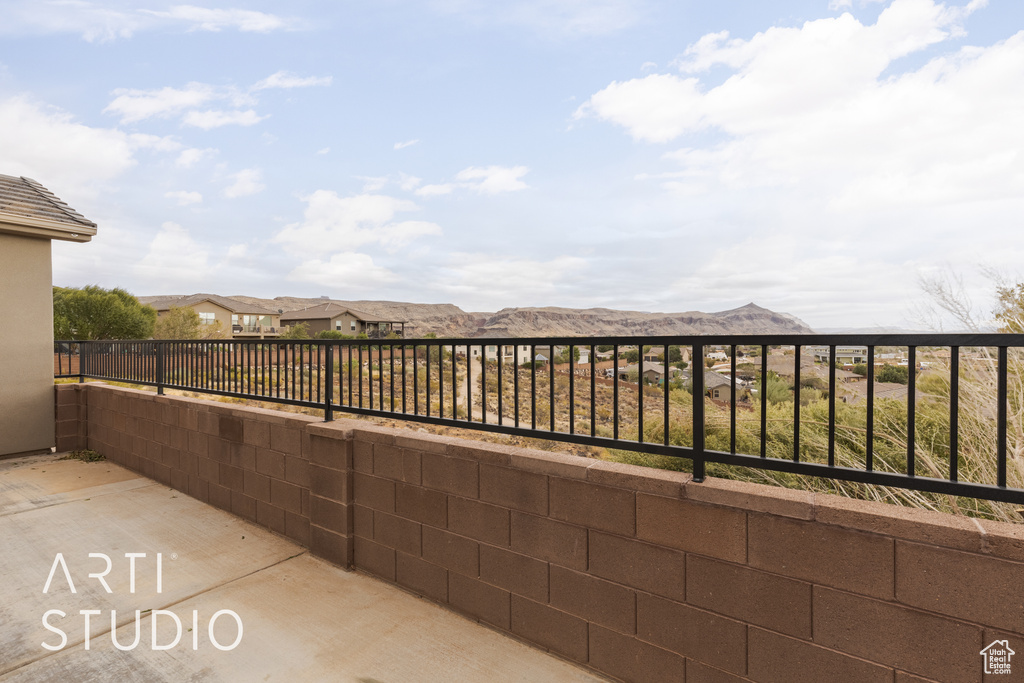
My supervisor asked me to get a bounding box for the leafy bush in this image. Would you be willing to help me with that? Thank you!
[877,364,909,384]
[53,286,155,340]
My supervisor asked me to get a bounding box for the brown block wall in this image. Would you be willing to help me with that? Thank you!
[62,383,1024,683]
[55,384,88,451]
[73,383,313,550]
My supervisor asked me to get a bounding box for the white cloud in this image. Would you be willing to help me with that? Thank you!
[183,109,266,129]
[223,168,265,198]
[104,71,326,127]
[175,147,216,168]
[414,183,455,197]
[456,165,529,194]
[577,0,1022,210]
[127,133,181,153]
[226,243,248,260]
[165,190,202,206]
[286,253,397,288]
[135,222,210,289]
[0,2,144,42]
[253,70,331,90]
[0,95,140,200]
[141,6,295,33]
[829,0,899,9]
[575,73,703,143]
[316,147,330,155]
[0,2,296,42]
[666,233,923,328]
[438,254,589,303]
[416,165,529,196]
[359,176,389,192]
[273,190,442,254]
[104,83,219,123]
[398,173,422,191]
[394,139,419,150]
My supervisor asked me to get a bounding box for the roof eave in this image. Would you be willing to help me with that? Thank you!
[0,211,97,243]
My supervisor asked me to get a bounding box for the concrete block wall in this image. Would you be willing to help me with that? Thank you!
[60,383,314,548]
[54,383,88,452]
[57,383,1024,683]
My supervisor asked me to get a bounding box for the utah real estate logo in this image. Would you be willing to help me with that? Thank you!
[981,640,1015,676]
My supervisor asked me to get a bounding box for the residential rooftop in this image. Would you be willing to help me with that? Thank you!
[0,174,97,242]
[280,302,403,323]
[143,293,280,316]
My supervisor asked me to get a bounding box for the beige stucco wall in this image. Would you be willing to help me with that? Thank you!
[190,300,232,329]
[157,302,281,338]
[0,233,54,455]
[156,300,231,337]
[332,313,358,334]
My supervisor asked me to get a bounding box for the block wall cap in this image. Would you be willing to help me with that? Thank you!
[810,489,988,554]
[684,477,814,520]
[307,422,357,440]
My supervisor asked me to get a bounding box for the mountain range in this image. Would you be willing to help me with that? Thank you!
[224,297,816,337]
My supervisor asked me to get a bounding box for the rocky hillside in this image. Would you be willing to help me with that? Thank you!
[472,303,813,337]
[225,297,814,337]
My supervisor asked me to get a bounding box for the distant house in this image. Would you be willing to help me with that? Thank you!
[810,345,868,365]
[500,344,534,364]
[643,347,664,363]
[281,303,405,338]
[705,370,733,401]
[836,368,864,383]
[617,363,640,381]
[461,344,533,364]
[147,294,281,339]
[616,362,675,384]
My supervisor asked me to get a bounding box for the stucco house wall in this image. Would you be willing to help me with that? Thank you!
[189,300,233,331]
[0,174,96,456]
[0,233,54,455]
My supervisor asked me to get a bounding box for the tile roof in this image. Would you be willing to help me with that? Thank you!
[0,174,97,228]
[146,293,279,316]
[704,370,733,388]
[281,302,402,323]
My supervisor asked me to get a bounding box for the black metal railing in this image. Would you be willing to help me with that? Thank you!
[54,334,1024,505]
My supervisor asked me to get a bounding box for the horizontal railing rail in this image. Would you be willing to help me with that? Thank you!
[54,334,1024,505]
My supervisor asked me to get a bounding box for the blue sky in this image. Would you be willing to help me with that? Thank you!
[1,0,1022,329]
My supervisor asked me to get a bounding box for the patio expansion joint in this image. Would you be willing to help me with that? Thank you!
[0,481,158,520]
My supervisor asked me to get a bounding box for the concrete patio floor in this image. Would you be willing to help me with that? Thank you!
[0,453,606,682]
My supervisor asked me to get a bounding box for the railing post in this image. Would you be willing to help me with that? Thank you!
[156,342,164,395]
[78,342,85,383]
[692,343,705,482]
[997,345,1007,488]
[324,341,334,422]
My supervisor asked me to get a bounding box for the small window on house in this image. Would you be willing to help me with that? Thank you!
[336,321,342,330]
[199,312,215,325]
[350,321,356,331]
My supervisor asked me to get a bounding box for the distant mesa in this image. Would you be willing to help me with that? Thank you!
[140,294,814,337]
